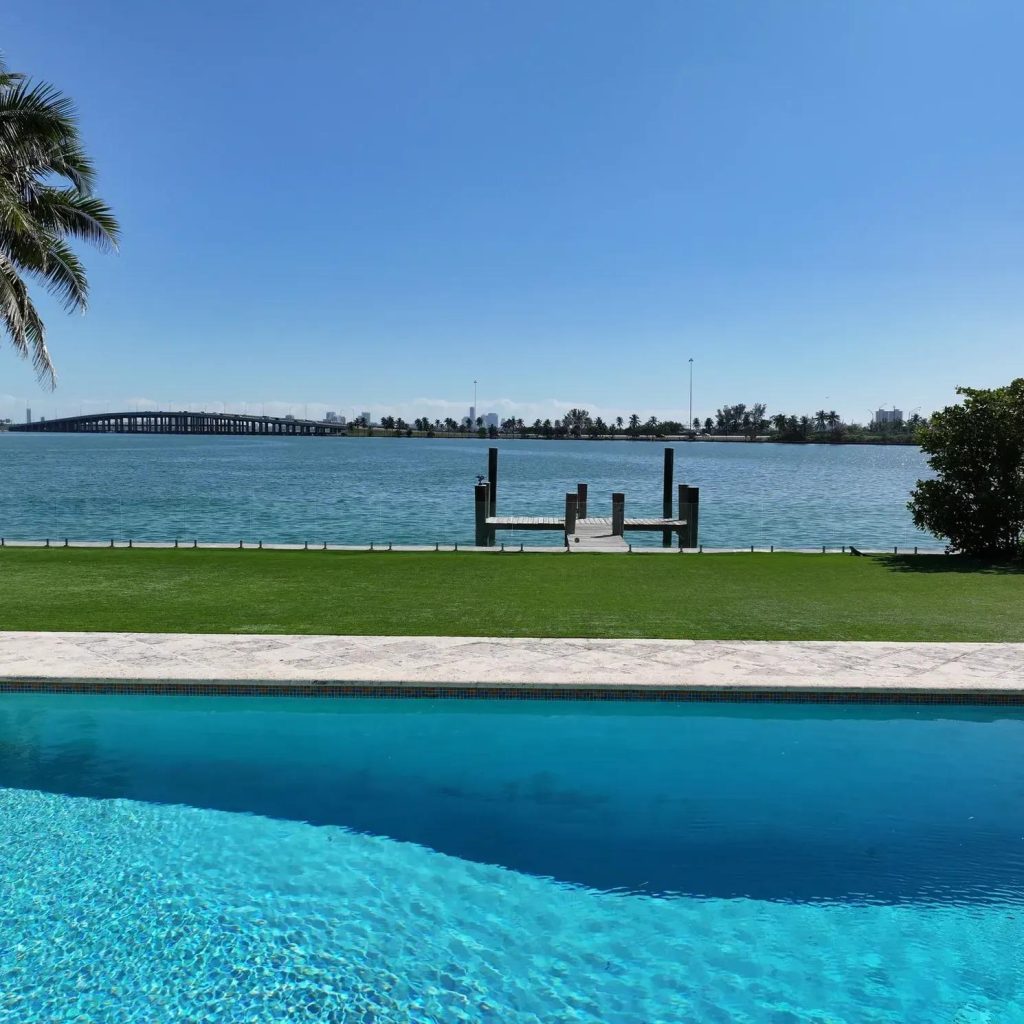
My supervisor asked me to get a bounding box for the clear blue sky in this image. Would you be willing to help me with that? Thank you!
[3,1,1022,425]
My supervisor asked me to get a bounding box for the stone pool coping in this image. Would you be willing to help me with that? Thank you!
[0,631,1021,701]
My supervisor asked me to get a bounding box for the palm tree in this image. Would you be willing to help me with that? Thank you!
[750,402,767,434]
[1,59,119,386]
[628,413,640,437]
[771,413,788,433]
[564,408,590,438]
[814,410,827,431]
[826,410,840,431]
[615,416,624,432]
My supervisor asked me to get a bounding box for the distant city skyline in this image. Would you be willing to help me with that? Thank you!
[4,2,1021,420]
[0,390,913,429]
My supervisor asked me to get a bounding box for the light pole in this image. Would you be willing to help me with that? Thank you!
[688,358,694,430]
[473,379,478,418]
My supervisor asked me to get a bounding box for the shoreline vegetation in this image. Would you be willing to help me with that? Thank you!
[0,405,924,445]
[343,404,925,445]
[340,428,922,446]
[0,422,921,444]
[0,548,1019,641]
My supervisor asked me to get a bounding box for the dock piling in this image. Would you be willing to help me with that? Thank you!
[611,492,625,537]
[488,448,498,518]
[564,492,578,540]
[662,448,674,547]
[475,483,490,546]
[576,483,588,520]
[677,484,689,548]
[686,487,700,548]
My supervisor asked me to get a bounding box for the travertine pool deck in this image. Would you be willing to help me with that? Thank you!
[0,631,1021,699]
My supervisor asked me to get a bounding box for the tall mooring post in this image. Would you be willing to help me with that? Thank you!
[662,448,674,547]
[564,492,578,543]
[576,483,588,520]
[475,483,491,547]
[677,483,690,549]
[611,493,625,536]
[488,447,498,518]
[686,486,700,548]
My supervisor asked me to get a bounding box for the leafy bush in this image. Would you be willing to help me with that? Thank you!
[909,379,1024,556]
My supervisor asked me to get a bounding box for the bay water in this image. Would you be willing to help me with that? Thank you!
[0,433,935,548]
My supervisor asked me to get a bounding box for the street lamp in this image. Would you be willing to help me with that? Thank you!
[688,358,694,430]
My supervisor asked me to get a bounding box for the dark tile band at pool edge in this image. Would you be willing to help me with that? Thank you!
[2,679,1023,704]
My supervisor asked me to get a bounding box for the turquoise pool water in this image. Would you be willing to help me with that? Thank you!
[0,696,1021,1022]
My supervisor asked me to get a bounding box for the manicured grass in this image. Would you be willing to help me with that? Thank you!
[0,547,1021,641]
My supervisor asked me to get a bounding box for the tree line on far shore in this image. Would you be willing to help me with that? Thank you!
[362,403,927,443]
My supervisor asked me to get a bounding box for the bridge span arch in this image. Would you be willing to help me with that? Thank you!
[9,411,348,436]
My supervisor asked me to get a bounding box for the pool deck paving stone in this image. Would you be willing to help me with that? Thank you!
[0,631,1021,696]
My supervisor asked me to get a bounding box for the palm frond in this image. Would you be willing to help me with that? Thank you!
[44,137,96,194]
[33,235,89,313]
[27,187,120,251]
[0,78,97,194]
[0,253,54,386]
[0,59,116,386]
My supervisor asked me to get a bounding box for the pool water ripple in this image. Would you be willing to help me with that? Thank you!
[1,789,1022,1024]
[1,696,1022,1022]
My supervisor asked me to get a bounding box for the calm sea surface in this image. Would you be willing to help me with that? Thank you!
[0,433,936,548]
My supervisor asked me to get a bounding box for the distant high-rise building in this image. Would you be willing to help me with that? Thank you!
[359,411,372,426]
[325,411,340,423]
[484,412,499,428]
[873,407,904,427]
[469,405,476,425]
[25,407,31,424]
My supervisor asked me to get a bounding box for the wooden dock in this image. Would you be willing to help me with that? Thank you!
[475,446,700,551]
[484,516,690,550]
[485,516,565,531]
[569,517,628,551]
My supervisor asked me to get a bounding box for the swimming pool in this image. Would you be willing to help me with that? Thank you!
[0,695,1021,1022]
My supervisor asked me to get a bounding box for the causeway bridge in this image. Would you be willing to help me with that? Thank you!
[9,411,349,436]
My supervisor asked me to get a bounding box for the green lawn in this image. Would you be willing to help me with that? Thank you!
[0,547,1020,640]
